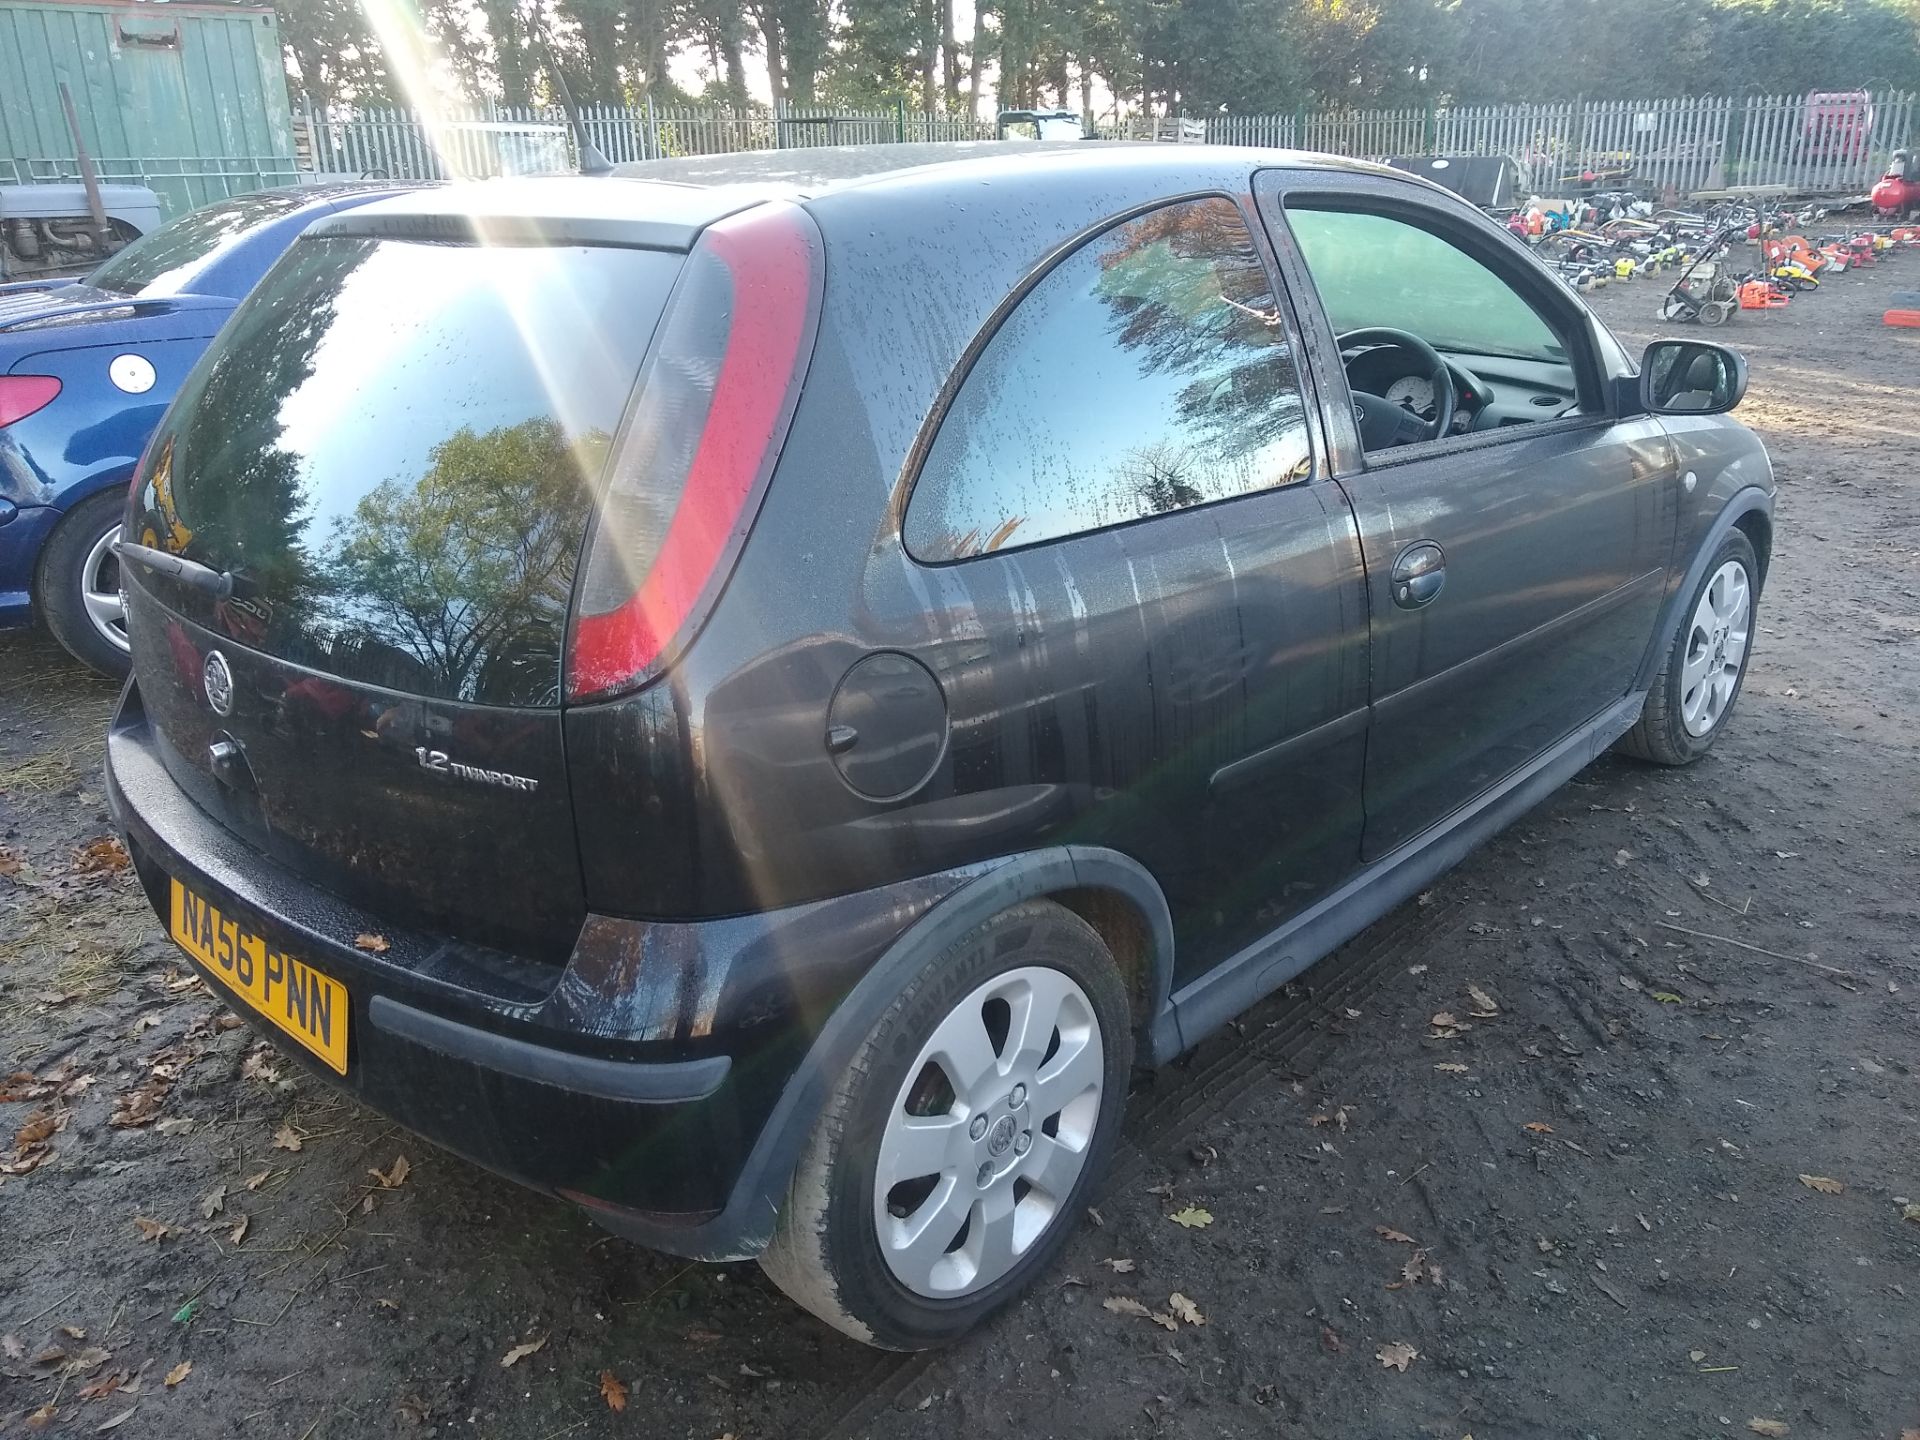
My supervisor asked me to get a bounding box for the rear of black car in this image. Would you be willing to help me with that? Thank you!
[105,179,839,1245]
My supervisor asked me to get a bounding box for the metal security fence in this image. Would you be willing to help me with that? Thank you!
[1207,91,1915,197]
[292,90,1916,197]
[295,99,996,179]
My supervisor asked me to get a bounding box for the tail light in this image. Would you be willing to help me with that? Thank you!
[566,201,823,703]
[0,375,61,428]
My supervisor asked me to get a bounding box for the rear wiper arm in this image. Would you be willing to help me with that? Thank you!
[114,540,238,600]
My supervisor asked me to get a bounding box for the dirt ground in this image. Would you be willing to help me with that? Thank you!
[3,249,1918,1440]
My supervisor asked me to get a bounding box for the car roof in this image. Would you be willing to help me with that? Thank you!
[323,145,1445,251]
[608,140,1418,195]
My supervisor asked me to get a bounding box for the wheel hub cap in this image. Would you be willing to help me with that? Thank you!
[871,966,1104,1299]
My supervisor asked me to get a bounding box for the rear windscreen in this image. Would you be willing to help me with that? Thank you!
[131,234,679,706]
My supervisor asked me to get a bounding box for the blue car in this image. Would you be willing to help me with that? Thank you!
[0,183,417,674]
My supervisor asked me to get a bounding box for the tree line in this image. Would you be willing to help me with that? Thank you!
[281,0,1920,118]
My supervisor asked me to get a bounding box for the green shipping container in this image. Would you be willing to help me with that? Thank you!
[0,0,297,216]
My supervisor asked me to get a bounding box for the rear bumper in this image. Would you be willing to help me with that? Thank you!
[106,679,982,1257]
[0,504,61,627]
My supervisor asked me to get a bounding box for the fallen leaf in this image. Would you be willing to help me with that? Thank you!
[376,1298,400,1311]
[1524,1122,1555,1135]
[1375,1225,1417,1244]
[1689,1349,1707,1362]
[1434,1063,1469,1074]
[77,1370,128,1400]
[353,933,391,955]
[1308,1107,1351,1132]
[369,1155,411,1189]
[1101,1257,1136,1273]
[71,837,130,876]
[1798,1174,1844,1195]
[15,1108,64,1150]
[499,1334,548,1368]
[1102,1296,1177,1331]
[1429,1011,1470,1036]
[270,1126,303,1152]
[1466,983,1500,1016]
[95,1408,138,1433]
[133,1216,173,1243]
[64,1347,110,1376]
[599,1370,628,1412]
[1376,1341,1418,1372]
[228,1214,250,1246]
[1901,1202,1920,1225]
[32,1345,66,1366]
[1745,1421,1788,1437]
[1651,991,1685,1004]
[164,1361,192,1389]
[61,1325,86,1341]
[26,1404,55,1430]
[154,1118,196,1137]
[0,847,22,876]
[1320,1325,1345,1353]
[240,1051,280,1084]
[2,1333,23,1359]
[1168,1293,1205,1326]
[1168,1206,1213,1229]
[200,1184,226,1219]
[244,1168,273,1191]
[1613,848,1635,867]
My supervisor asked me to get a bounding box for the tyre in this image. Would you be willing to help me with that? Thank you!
[759,900,1133,1349]
[1618,531,1758,765]
[1698,300,1733,326]
[36,490,131,679]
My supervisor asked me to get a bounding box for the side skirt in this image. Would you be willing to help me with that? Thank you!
[1151,690,1647,1064]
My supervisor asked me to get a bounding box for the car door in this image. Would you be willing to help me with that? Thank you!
[897,194,1370,984]
[1255,172,1679,860]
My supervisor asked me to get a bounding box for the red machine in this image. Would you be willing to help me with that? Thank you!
[1873,149,1919,218]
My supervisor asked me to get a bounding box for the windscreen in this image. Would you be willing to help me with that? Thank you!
[129,233,681,706]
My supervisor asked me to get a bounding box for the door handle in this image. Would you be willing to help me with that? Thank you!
[1390,541,1446,609]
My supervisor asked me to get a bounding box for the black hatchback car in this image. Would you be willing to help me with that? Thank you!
[107,146,1772,1349]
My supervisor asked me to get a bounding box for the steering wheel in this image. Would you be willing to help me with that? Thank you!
[1336,327,1457,448]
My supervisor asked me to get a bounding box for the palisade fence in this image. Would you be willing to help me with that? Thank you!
[298,90,1916,198]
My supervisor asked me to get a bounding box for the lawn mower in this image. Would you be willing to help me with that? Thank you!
[1659,229,1740,325]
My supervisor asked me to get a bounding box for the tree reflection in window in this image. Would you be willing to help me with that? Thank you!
[907,196,1312,563]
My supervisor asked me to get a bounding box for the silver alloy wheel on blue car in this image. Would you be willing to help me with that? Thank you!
[82,523,130,656]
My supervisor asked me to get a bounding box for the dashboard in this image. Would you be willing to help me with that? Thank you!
[1344,343,1581,436]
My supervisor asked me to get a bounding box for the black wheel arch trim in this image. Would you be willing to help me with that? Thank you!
[1633,486,1772,694]
[589,843,1177,1261]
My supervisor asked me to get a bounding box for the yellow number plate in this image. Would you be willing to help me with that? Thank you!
[169,880,348,1074]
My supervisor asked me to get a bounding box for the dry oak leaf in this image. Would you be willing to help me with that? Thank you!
[1376,1341,1418,1372]
[1168,1206,1213,1229]
[353,932,391,955]
[1466,983,1500,1017]
[599,1370,628,1413]
[2,1333,24,1360]
[1798,1174,1843,1195]
[1523,1122,1555,1135]
[1168,1293,1206,1326]
[1375,1225,1417,1244]
[1901,1203,1920,1225]
[163,1361,192,1389]
[1745,1421,1788,1437]
[244,1168,273,1191]
[71,837,130,876]
[270,1125,303,1152]
[26,1404,56,1430]
[369,1155,411,1189]
[1101,1257,1136,1273]
[1102,1296,1178,1331]
[200,1184,226,1219]
[1428,1011,1470,1036]
[227,1214,250,1246]
[15,1108,63,1150]
[499,1334,548,1368]
[132,1216,173,1243]
[77,1370,128,1401]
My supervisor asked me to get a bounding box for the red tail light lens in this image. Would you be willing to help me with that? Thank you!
[566,202,823,703]
[0,375,61,428]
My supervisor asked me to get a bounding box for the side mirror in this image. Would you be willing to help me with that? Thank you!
[1640,340,1748,416]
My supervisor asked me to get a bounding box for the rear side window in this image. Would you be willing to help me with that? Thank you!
[86,190,313,297]
[904,196,1312,562]
[133,234,680,706]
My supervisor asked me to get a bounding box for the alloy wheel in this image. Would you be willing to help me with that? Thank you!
[81,523,130,655]
[1680,558,1749,736]
[871,966,1104,1299]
